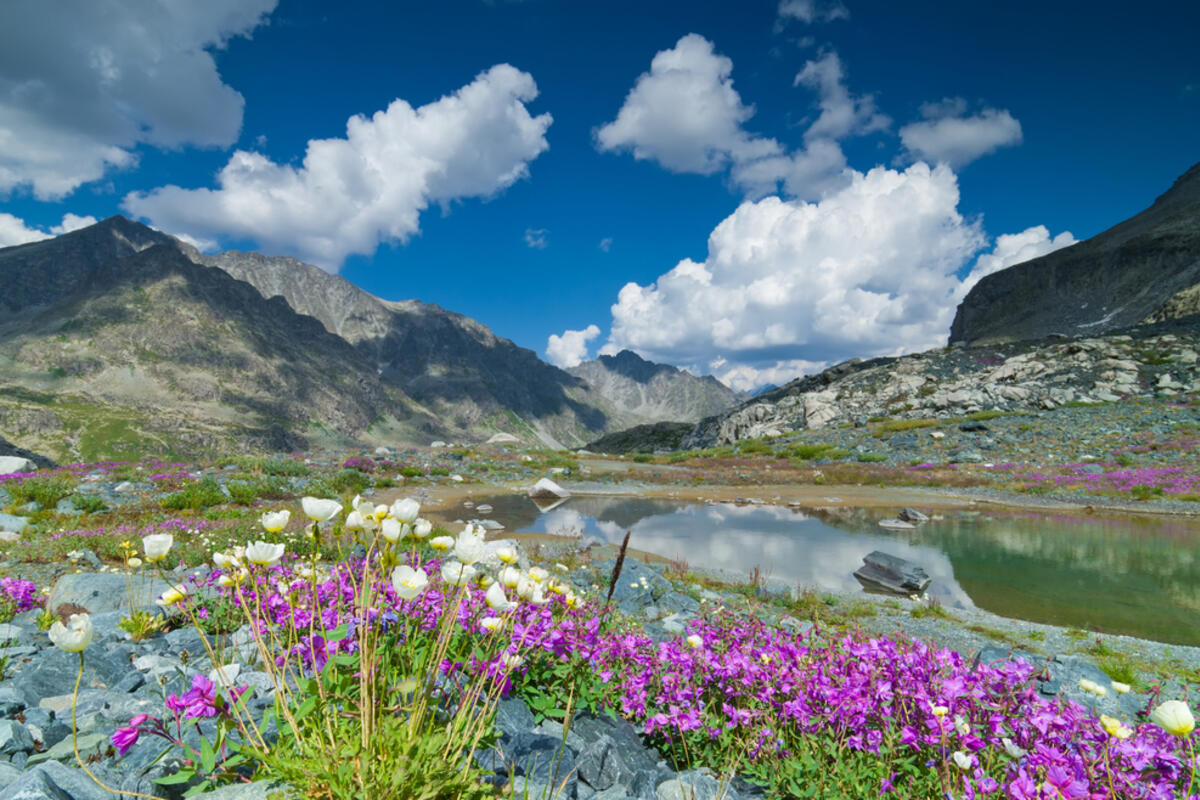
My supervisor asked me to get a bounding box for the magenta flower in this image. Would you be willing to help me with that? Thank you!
[111,726,140,755]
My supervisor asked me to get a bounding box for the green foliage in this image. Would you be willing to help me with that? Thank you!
[855,453,888,463]
[330,469,370,495]
[118,610,165,641]
[428,467,450,477]
[373,476,396,488]
[632,453,654,463]
[784,443,836,460]
[161,477,227,510]
[0,594,18,625]
[737,439,773,455]
[67,493,108,513]
[226,477,291,505]
[398,466,425,479]
[6,475,74,508]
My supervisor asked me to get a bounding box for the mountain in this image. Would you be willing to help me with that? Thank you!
[565,350,745,424]
[185,246,615,448]
[0,217,440,461]
[950,161,1200,344]
[0,216,741,459]
[681,319,1200,449]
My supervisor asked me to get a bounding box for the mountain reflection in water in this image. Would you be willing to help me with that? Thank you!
[445,495,1200,645]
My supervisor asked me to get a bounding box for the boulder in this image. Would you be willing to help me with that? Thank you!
[486,432,521,444]
[0,457,36,476]
[877,519,916,531]
[50,572,172,615]
[529,478,570,500]
[0,514,29,535]
[897,507,930,524]
[853,551,931,594]
[0,761,114,800]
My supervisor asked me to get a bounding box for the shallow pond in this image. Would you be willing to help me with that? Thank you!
[445,495,1200,645]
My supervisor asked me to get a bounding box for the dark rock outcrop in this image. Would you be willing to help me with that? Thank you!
[950,161,1200,345]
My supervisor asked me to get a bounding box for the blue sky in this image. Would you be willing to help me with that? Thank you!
[1,0,1197,390]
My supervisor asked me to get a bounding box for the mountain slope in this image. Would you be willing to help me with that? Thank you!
[566,350,744,423]
[950,161,1200,344]
[0,220,441,460]
[189,247,615,447]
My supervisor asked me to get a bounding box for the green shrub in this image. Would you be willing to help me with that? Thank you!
[786,443,834,460]
[632,453,654,463]
[428,467,450,477]
[6,475,75,509]
[68,494,108,513]
[331,469,370,495]
[856,453,888,463]
[398,466,425,479]
[161,477,226,510]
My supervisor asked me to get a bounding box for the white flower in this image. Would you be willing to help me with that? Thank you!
[260,510,290,533]
[516,576,539,601]
[1078,678,1108,697]
[213,551,241,570]
[156,584,188,607]
[352,495,375,517]
[390,498,420,524]
[527,566,548,583]
[454,525,486,565]
[1111,680,1132,694]
[486,582,516,612]
[496,546,518,564]
[480,617,504,633]
[951,751,972,771]
[686,634,703,649]
[245,540,285,567]
[301,497,342,522]
[1001,737,1027,758]
[430,536,454,552]
[48,613,93,652]
[1150,700,1196,737]
[380,518,405,543]
[142,533,173,564]
[499,566,522,588]
[931,706,949,718]
[953,715,970,736]
[441,561,477,587]
[126,557,142,569]
[390,565,429,600]
[501,653,525,669]
[344,510,373,532]
[412,519,432,538]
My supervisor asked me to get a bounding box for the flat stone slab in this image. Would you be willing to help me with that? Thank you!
[50,572,171,614]
[853,550,931,594]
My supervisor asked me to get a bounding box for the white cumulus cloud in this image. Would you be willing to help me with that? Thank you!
[596,36,888,202]
[546,324,601,368]
[597,163,1072,391]
[964,225,1076,291]
[594,34,780,175]
[0,0,276,199]
[899,100,1023,169]
[0,212,98,247]
[123,64,553,270]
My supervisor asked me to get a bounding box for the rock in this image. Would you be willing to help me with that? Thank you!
[0,688,28,716]
[877,519,916,531]
[529,478,570,500]
[897,507,930,523]
[0,721,33,755]
[486,432,521,444]
[49,572,171,614]
[0,457,36,476]
[0,515,28,535]
[0,761,114,800]
[186,780,295,799]
[958,420,989,432]
[656,771,725,800]
[26,732,107,766]
[853,551,931,594]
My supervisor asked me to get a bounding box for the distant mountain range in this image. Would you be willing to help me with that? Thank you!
[0,218,741,460]
[951,161,1200,344]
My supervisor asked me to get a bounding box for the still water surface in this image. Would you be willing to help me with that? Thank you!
[449,495,1200,645]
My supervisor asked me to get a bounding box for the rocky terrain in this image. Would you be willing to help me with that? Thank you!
[567,351,744,425]
[684,320,1200,448]
[0,218,741,460]
[950,161,1200,344]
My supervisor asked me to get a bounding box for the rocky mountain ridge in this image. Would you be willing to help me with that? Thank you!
[683,321,1200,448]
[950,161,1200,344]
[567,350,745,425]
[0,217,742,458]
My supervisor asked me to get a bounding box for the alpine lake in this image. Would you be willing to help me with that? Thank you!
[434,493,1200,646]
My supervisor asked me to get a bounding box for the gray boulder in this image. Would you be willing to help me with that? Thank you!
[49,572,171,614]
[0,761,113,800]
[853,551,931,594]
